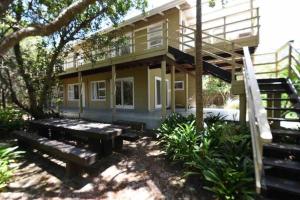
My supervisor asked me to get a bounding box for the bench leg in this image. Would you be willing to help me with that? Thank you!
[101,139,113,156]
[114,137,123,152]
[66,163,83,177]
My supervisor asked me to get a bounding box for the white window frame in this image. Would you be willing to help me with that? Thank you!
[175,81,184,91]
[147,22,163,49]
[110,77,134,109]
[90,80,106,101]
[68,83,80,101]
[155,76,162,109]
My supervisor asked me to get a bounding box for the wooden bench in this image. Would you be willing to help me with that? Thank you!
[13,130,97,176]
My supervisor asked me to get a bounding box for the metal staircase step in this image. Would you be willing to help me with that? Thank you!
[264,143,300,155]
[264,157,300,172]
[265,107,300,112]
[272,129,300,137]
[260,89,289,93]
[268,117,300,122]
[263,175,300,196]
[262,98,292,101]
[258,78,287,84]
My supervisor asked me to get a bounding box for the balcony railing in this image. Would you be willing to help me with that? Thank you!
[63,7,260,72]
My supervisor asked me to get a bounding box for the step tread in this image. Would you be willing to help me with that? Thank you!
[272,129,300,136]
[263,157,300,171]
[258,78,287,83]
[262,98,292,101]
[260,89,288,93]
[268,117,300,122]
[263,175,300,195]
[265,107,300,111]
[264,143,300,153]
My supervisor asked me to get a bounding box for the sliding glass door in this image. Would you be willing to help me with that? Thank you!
[111,77,134,109]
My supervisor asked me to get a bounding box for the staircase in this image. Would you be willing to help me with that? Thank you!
[256,78,300,199]
[243,41,300,199]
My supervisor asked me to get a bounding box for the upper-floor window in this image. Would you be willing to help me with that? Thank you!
[68,84,80,100]
[147,23,163,49]
[91,81,106,101]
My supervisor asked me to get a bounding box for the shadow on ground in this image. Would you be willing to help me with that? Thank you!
[1,137,212,200]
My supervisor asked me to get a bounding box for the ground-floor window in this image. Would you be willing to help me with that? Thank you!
[68,84,80,100]
[91,81,106,101]
[111,77,134,109]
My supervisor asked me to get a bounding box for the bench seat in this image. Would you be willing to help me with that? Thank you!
[13,130,97,174]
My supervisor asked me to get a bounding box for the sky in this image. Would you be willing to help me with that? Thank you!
[127,0,300,53]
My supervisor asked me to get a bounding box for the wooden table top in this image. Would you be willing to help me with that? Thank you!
[29,118,130,140]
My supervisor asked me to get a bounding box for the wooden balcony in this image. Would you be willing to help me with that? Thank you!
[60,7,260,76]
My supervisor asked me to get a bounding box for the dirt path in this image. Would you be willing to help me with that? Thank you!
[1,137,212,200]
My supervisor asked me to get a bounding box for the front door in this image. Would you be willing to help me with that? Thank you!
[155,77,170,109]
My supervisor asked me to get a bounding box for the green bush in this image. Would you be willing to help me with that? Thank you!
[0,146,23,189]
[0,107,25,132]
[158,114,255,200]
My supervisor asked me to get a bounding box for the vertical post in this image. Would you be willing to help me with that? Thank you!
[112,65,116,122]
[275,52,279,78]
[185,73,189,111]
[257,8,260,37]
[181,24,184,51]
[231,42,236,83]
[161,58,167,120]
[288,43,292,78]
[239,94,246,123]
[131,30,135,54]
[147,66,151,111]
[162,20,168,49]
[266,94,274,118]
[78,71,83,117]
[171,64,175,112]
[223,16,226,40]
[250,0,254,35]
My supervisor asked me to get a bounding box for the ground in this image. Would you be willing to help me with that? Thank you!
[1,136,212,200]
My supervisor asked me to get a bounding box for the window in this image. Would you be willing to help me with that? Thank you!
[175,81,184,90]
[68,84,80,100]
[111,77,134,109]
[91,81,106,101]
[155,77,161,108]
[147,23,163,49]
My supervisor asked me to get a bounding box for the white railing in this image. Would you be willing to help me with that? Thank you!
[243,47,272,193]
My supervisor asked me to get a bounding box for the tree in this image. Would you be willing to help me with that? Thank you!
[0,0,146,118]
[195,0,203,130]
[195,0,226,130]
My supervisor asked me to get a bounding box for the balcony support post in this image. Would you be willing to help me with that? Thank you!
[112,65,116,122]
[185,73,189,111]
[78,71,83,117]
[239,94,246,123]
[161,58,167,120]
[171,64,176,113]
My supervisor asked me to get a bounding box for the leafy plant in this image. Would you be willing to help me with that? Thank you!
[157,114,255,200]
[0,107,25,132]
[0,146,23,189]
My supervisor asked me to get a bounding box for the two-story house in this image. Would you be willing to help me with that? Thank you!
[58,0,259,129]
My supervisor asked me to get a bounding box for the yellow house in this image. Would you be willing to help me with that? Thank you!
[58,0,260,129]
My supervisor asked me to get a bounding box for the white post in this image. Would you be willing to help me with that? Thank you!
[112,65,116,122]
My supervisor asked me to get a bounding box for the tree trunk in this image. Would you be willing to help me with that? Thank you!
[195,0,204,130]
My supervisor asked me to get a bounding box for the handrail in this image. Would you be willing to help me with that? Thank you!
[253,41,300,82]
[243,46,272,193]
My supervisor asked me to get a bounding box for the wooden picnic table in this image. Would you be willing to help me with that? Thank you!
[28,118,130,156]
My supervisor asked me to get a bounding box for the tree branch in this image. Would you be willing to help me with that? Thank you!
[0,0,97,56]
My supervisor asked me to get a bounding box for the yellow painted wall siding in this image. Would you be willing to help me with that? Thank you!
[175,73,196,108]
[62,67,148,111]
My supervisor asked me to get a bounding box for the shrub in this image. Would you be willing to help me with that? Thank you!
[158,114,255,200]
[0,107,25,132]
[0,146,23,189]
